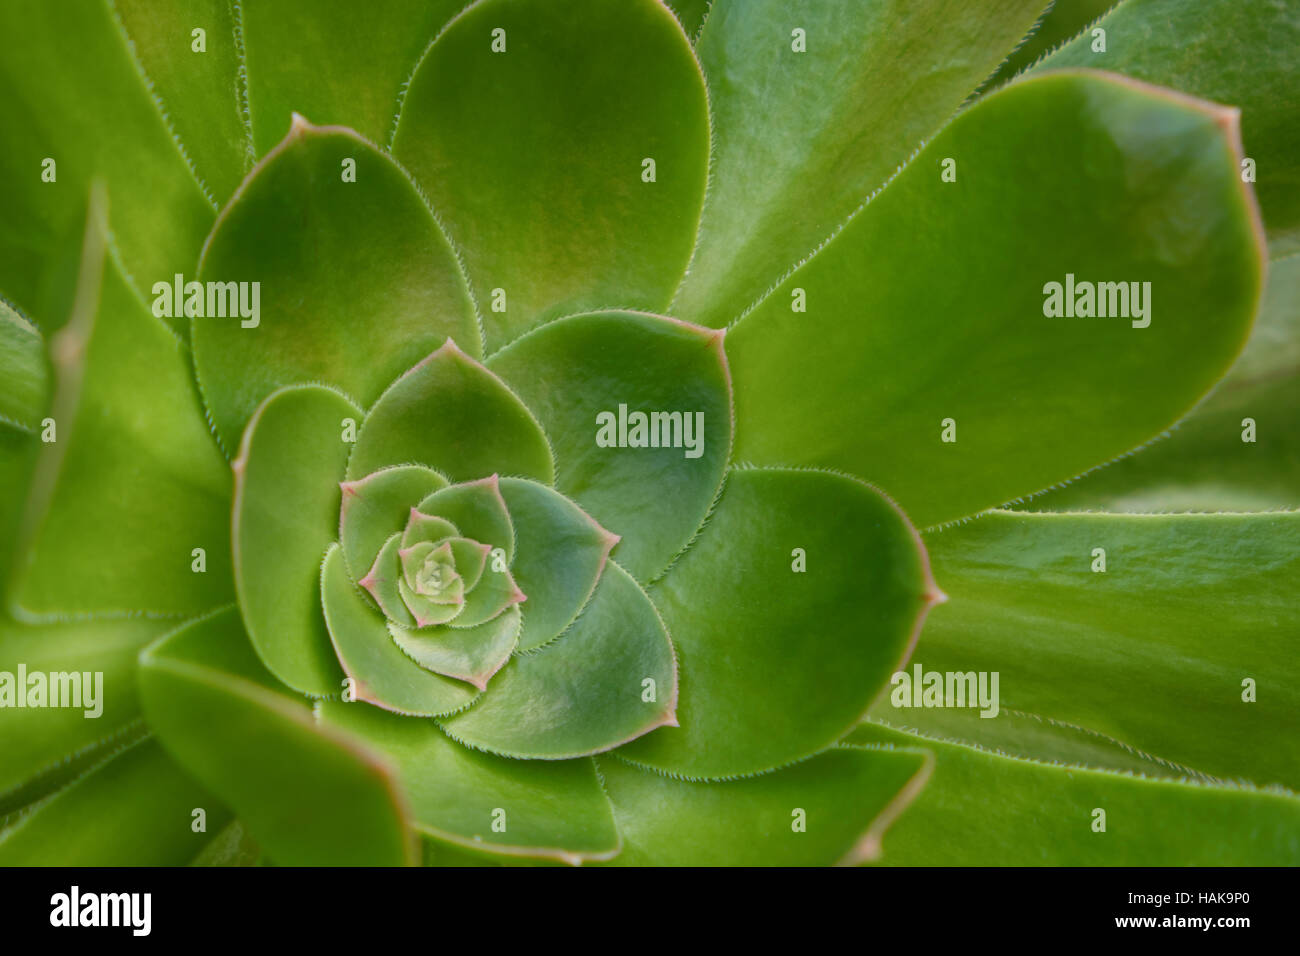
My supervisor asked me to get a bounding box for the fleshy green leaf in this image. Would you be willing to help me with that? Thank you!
[984,0,1119,91]
[192,118,477,451]
[666,0,710,39]
[346,341,553,483]
[321,545,478,716]
[12,205,233,618]
[190,819,263,867]
[233,384,357,696]
[440,562,676,759]
[0,0,214,325]
[112,0,251,201]
[415,475,516,562]
[1027,245,1300,511]
[852,722,1300,866]
[390,606,520,691]
[340,464,449,581]
[241,0,462,157]
[1036,0,1300,257]
[359,534,424,628]
[321,700,620,864]
[727,70,1264,529]
[0,614,165,812]
[0,738,230,866]
[596,745,931,866]
[392,0,708,350]
[499,478,618,651]
[875,511,1300,786]
[618,467,935,779]
[0,301,48,432]
[672,0,1048,328]
[139,607,416,866]
[488,311,730,580]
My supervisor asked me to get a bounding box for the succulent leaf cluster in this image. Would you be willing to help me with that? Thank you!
[0,0,1297,867]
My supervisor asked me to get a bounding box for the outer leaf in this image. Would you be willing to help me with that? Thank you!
[0,301,48,432]
[440,562,677,759]
[392,0,708,350]
[0,615,166,809]
[346,340,553,483]
[597,745,931,866]
[321,545,478,716]
[193,118,477,452]
[1029,249,1300,511]
[876,511,1300,786]
[321,701,620,864]
[0,738,230,866]
[233,384,357,696]
[728,70,1264,529]
[139,607,416,866]
[1037,0,1300,256]
[390,606,520,690]
[241,0,462,156]
[666,0,711,41]
[499,478,618,651]
[488,311,730,581]
[190,819,263,867]
[672,0,1048,328]
[113,0,250,200]
[984,0,1118,91]
[0,0,214,325]
[12,213,233,617]
[618,467,935,780]
[340,464,449,581]
[852,722,1300,866]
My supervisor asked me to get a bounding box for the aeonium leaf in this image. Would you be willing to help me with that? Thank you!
[852,722,1300,866]
[192,118,477,452]
[415,474,516,563]
[488,311,730,581]
[241,0,463,157]
[440,562,677,760]
[0,0,214,328]
[878,511,1300,787]
[12,200,233,618]
[390,606,521,691]
[346,341,553,484]
[1035,0,1300,257]
[617,467,937,780]
[111,0,251,201]
[321,545,478,716]
[0,301,49,433]
[498,478,619,652]
[340,464,449,581]
[392,0,708,350]
[320,701,620,865]
[0,738,230,867]
[1027,224,1300,511]
[138,607,417,867]
[595,745,932,867]
[0,614,167,811]
[233,384,357,696]
[672,0,1048,328]
[727,70,1265,529]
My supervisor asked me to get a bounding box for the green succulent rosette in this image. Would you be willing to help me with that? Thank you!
[1,0,1298,867]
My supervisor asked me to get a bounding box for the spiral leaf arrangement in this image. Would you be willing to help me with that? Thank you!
[0,0,1297,867]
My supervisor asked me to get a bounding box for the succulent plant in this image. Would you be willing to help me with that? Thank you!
[0,0,1296,867]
